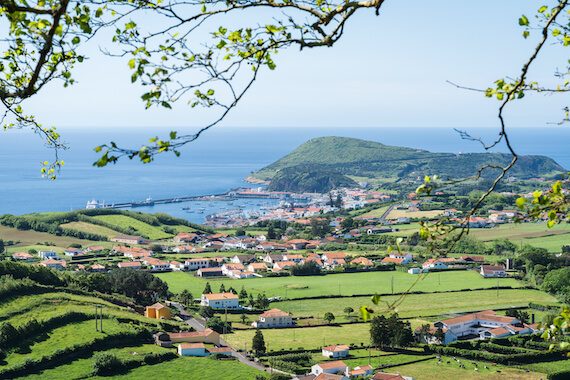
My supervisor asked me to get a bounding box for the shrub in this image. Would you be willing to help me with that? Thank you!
[91,352,124,376]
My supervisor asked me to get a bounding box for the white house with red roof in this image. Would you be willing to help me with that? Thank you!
[421,259,448,270]
[12,252,34,261]
[432,310,534,342]
[322,345,349,358]
[200,292,239,309]
[480,265,506,278]
[251,308,293,328]
[311,360,348,377]
[65,247,83,256]
[348,365,373,378]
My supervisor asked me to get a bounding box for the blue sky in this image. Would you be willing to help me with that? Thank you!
[19,0,568,130]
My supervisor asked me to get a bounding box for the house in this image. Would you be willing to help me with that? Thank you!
[286,239,310,250]
[222,263,245,275]
[84,245,105,253]
[185,258,211,271]
[38,250,58,260]
[65,247,83,256]
[178,343,208,357]
[142,257,170,271]
[262,253,284,264]
[350,257,374,268]
[480,265,506,278]
[170,261,184,271]
[201,292,240,309]
[321,252,347,262]
[322,345,349,358]
[12,251,34,261]
[348,365,373,378]
[169,328,220,345]
[118,261,142,270]
[197,268,223,277]
[389,252,413,263]
[228,270,255,279]
[174,232,199,243]
[421,259,448,270]
[111,234,145,244]
[273,261,295,271]
[230,254,256,264]
[251,309,293,328]
[90,264,106,272]
[381,257,405,265]
[311,360,348,377]
[247,262,268,273]
[40,259,65,270]
[145,302,171,320]
[433,310,524,342]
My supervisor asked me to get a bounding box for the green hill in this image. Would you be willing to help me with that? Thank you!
[251,136,566,191]
[267,164,357,193]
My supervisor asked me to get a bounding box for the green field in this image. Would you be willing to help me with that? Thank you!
[155,270,525,299]
[60,221,122,239]
[93,215,173,240]
[0,225,103,254]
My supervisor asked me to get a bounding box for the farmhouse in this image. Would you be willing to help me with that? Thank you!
[413,326,456,345]
[433,310,535,342]
[348,365,373,378]
[201,292,240,309]
[421,259,448,270]
[40,259,65,270]
[197,268,223,277]
[251,309,293,328]
[322,345,350,358]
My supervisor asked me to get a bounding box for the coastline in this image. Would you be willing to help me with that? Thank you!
[244,175,270,185]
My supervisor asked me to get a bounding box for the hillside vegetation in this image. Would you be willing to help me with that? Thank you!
[252,137,566,192]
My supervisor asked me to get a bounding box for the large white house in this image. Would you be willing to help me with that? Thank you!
[322,345,350,358]
[433,310,535,342]
[200,292,240,309]
[251,309,293,328]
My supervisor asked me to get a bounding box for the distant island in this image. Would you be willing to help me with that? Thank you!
[246,136,566,192]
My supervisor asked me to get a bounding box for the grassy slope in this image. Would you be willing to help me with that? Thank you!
[93,215,173,240]
[60,221,122,239]
[0,225,103,253]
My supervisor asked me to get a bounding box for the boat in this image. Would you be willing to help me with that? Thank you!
[186,210,195,213]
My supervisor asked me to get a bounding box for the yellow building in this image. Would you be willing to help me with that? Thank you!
[145,302,171,320]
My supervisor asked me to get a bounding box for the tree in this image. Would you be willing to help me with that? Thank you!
[203,282,212,294]
[323,312,335,324]
[199,306,214,320]
[252,329,266,357]
[255,293,269,310]
[179,289,193,308]
[267,226,276,240]
[240,313,249,325]
[235,229,246,237]
[219,283,226,293]
[206,316,232,334]
[239,286,248,300]
[343,307,354,317]
[434,327,445,344]
[340,217,353,230]
[0,239,4,254]
[369,315,390,349]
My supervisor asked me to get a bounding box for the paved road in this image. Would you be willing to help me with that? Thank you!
[379,202,401,223]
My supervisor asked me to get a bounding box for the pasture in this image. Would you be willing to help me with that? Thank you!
[0,225,102,253]
[93,215,173,240]
[155,270,525,299]
[60,221,122,239]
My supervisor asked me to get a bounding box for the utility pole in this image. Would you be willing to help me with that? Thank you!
[497,278,499,298]
[391,276,394,295]
[94,304,104,332]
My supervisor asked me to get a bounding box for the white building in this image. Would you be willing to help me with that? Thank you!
[311,360,348,377]
[480,265,506,278]
[200,292,240,309]
[251,309,293,328]
[433,310,526,342]
[322,345,349,358]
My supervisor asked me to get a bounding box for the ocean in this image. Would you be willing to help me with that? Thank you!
[1,126,568,224]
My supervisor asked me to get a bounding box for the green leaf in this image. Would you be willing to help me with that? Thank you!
[371,294,381,305]
[170,131,177,139]
[71,36,80,45]
[360,306,373,322]
[523,31,529,39]
[515,197,527,209]
[538,6,548,13]
[519,15,529,26]
[207,89,215,96]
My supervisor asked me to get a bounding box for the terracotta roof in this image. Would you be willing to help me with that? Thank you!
[259,309,291,318]
[179,343,204,349]
[169,329,217,339]
[203,292,239,300]
[148,302,169,310]
[439,310,516,326]
[317,360,347,370]
[372,373,406,380]
[118,261,142,268]
[206,347,231,353]
[323,345,349,352]
[315,374,345,380]
[323,252,346,259]
[487,326,512,336]
[382,257,404,264]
